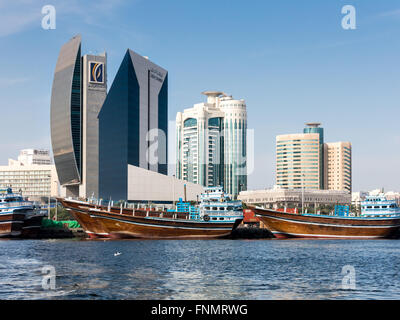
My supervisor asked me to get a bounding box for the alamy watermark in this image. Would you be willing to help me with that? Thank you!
[41,5,56,30]
[341,265,356,290]
[41,265,56,290]
[341,5,356,30]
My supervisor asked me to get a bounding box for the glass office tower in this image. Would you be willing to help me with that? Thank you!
[98,50,168,201]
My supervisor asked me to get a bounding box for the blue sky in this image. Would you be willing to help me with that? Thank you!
[0,0,399,192]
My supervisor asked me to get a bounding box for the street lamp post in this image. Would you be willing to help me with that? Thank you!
[48,195,50,219]
[172,174,175,207]
[301,174,305,214]
[237,183,243,201]
[53,179,58,221]
[55,198,58,221]
[47,175,51,219]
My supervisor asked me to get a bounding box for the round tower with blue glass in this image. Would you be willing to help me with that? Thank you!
[303,123,324,190]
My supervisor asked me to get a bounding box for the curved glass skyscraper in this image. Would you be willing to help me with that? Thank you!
[50,35,107,198]
[50,35,82,196]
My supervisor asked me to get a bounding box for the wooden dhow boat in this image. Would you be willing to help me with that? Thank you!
[249,205,400,239]
[59,187,243,239]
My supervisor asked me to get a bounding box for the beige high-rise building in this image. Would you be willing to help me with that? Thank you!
[324,142,352,193]
[276,123,352,193]
[276,133,321,190]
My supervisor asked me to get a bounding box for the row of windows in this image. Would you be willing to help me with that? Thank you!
[277,139,319,144]
[276,151,319,155]
[0,171,52,175]
[363,205,396,209]
[277,176,319,180]
[204,206,236,211]
[277,166,319,170]
[220,103,245,108]
[279,146,319,150]
[277,161,318,165]
[277,178,319,182]
[276,170,318,173]
[277,154,319,159]
[278,183,319,186]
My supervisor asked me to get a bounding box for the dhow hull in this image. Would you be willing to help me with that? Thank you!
[59,199,242,239]
[250,206,400,239]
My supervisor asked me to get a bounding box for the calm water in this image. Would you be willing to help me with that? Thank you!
[1,239,400,300]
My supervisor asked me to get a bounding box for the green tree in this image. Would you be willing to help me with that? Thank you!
[48,206,76,221]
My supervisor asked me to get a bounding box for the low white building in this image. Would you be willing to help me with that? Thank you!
[385,191,400,205]
[239,185,351,208]
[351,191,369,207]
[126,165,204,202]
[0,149,59,201]
[16,149,52,165]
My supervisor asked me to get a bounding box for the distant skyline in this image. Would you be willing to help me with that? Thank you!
[0,0,399,192]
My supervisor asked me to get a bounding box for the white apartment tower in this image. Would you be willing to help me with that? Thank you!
[176,91,247,197]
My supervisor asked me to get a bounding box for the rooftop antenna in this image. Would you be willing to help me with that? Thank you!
[305,122,322,128]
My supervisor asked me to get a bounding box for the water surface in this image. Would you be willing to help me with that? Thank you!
[1,239,399,300]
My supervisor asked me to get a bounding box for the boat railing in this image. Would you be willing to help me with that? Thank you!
[113,207,191,220]
[0,201,33,208]
[80,197,201,221]
[86,196,170,212]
